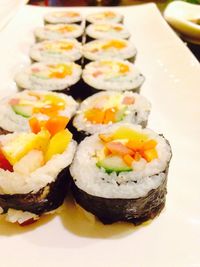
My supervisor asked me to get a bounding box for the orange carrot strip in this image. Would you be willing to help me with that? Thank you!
[29,117,41,134]
[45,116,69,136]
[98,133,113,143]
[103,108,116,124]
[134,152,141,161]
[142,139,157,150]
[119,64,129,73]
[142,148,158,162]
[126,140,144,151]
[85,108,104,124]
[39,105,61,117]
[123,154,134,167]
[104,147,111,156]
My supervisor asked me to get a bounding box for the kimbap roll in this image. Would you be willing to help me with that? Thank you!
[72,91,151,142]
[0,128,76,225]
[34,24,84,42]
[30,39,82,65]
[86,11,123,25]
[0,90,78,134]
[44,11,83,25]
[15,62,82,94]
[85,23,130,42]
[83,38,137,66]
[82,59,144,94]
[70,123,172,225]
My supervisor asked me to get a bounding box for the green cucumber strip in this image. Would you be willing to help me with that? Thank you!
[96,155,132,174]
[12,105,33,118]
[115,106,127,122]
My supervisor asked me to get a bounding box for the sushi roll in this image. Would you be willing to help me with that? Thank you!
[15,62,82,94]
[30,39,82,65]
[85,23,130,42]
[0,90,78,134]
[70,123,172,225]
[0,127,76,225]
[44,11,83,25]
[34,24,84,43]
[82,38,137,66]
[86,11,123,26]
[71,91,151,142]
[82,59,144,94]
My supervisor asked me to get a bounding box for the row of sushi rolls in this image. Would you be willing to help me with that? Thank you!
[0,10,172,226]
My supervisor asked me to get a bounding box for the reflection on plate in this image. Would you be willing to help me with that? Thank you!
[0,3,200,267]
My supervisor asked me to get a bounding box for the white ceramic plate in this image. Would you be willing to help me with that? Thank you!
[0,0,28,31]
[0,4,200,267]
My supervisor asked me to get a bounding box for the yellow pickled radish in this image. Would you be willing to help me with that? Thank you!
[43,94,66,108]
[45,129,72,162]
[1,130,50,165]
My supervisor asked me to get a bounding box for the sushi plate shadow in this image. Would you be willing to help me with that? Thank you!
[0,212,56,237]
[58,195,153,239]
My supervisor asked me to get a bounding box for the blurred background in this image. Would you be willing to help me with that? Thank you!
[28,0,199,10]
[27,0,200,61]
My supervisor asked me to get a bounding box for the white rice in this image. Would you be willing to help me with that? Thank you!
[0,134,77,195]
[70,123,172,199]
[82,59,144,91]
[83,38,136,61]
[86,23,130,40]
[34,24,84,41]
[15,62,82,91]
[5,209,39,224]
[73,91,151,134]
[86,11,123,24]
[44,11,83,24]
[30,39,82,63]
[0,90,78,133]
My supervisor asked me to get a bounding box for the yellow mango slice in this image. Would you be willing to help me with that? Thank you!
[45,129,72,162]
[1,130,50,165]
[112,127,148,143]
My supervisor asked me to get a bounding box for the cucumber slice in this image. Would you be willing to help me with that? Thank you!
[115,107,127,122]
[12,105,33,118]
[96,155,132,174]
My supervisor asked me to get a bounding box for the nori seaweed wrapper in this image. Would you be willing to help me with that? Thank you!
[44,20,83,26]
[0,167,71,216]
[85,15,123,27]
[81,77,143,96]
[58,79,93,101]
[85,34,130,43]
[68,120,90,143]
[0,127,11,135]
[82,55,136,68]
[71,167,170,225]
